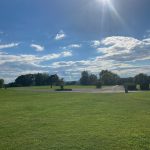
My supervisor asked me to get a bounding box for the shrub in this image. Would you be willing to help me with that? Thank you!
[96,81,102,89]
[140,83,149,90]
[124,83,137,91]
[60,85,64,90]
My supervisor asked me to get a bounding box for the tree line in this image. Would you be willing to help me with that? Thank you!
[80,70,121,85]
[80,70,150,90]
[0,70,150,90]
[7,73,61,88]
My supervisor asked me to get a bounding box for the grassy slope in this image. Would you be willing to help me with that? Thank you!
[0,90,150,150]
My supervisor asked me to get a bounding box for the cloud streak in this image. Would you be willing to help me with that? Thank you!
[68,44,82,48]
[61,44,82,51]
[31,44,44,52]
[0,51,72,65]
[0,43,19,50]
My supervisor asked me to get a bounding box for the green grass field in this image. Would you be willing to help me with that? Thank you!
[10,85,96,90]
[0,89,150,150]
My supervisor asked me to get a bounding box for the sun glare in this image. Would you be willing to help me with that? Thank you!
[97,0,110,5]
[96,0,127,29]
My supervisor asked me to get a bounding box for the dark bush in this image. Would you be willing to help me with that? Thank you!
[96,81,102,89]
[124,83,137,91]
[140,83,149,90]
[60,85,64,90]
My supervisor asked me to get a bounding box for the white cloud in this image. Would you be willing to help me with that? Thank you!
[55,30,66,40]
[49,36,150,80]
[0,51,72,65]
[96,36,150,62]
[68,44,81,48]
[61,51,72,57]
[91,40,101,48]
[0,43,19,50]
[60,44,81,51]
[31,44,44,52]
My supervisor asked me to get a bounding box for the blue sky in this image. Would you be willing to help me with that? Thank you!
[0,0,150,83]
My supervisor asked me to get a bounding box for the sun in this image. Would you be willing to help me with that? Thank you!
[95,0,127,30]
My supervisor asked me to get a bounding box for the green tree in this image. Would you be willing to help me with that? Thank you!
[35,73,49,86]
[15,74,35,87]
[58,78,64,90]
[99,70,120,85]
[48,74,59,88]
[134,73,149,84]
[89,74,98,85]
[0,79,4,88]
[135,73,149,90]
[80,71,89,85]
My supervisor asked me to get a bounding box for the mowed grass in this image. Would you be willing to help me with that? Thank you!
[0,90,150,150]
[10,85,96,91]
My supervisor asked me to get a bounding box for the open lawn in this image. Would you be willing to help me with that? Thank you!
[10,85,96,90]
[9,85,125,93]
[0,89,150,150]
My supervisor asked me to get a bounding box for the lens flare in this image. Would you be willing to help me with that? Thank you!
[96,0,127,30]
